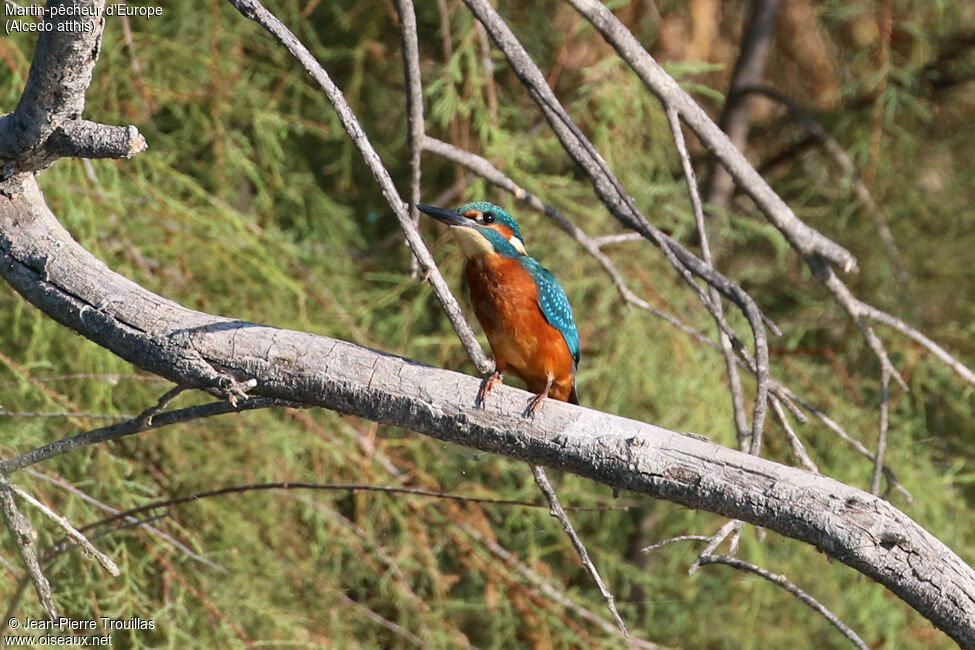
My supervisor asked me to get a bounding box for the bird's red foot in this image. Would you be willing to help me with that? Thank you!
[525,392,547,416]
[476,370,503,408]
[523,376,554,417]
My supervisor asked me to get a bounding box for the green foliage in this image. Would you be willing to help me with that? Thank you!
[1,0,973,647]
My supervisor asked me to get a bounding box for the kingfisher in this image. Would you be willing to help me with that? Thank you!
[418,201,580,414]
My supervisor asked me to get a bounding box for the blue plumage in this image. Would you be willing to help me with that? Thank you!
[519,256,580,369]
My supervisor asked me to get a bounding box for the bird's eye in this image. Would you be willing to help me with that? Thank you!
[482,212,495,224]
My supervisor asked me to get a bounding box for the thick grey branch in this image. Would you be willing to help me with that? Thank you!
[48,120,147,161]
[0,1,146,177]
[2,180,975,647]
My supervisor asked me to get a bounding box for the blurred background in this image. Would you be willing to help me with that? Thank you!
[1,0,973,646]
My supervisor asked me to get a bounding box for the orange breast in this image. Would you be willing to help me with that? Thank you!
[465,255,576,401]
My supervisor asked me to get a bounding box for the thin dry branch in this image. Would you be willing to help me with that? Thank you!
[24,468,226,572]
[0,479,57,620]
[0,397,290,476]
[666,107,752,451]
[641,535,710,554]
[2,479,119,576]
[771,396,818,473]
[870,368,891,496]
[460,521,668,650]
[806,256,907,391]
[76,481,600,534]
[393,0,425,278]
[530,465,628,636]
[861,302,975,387]
[334,588,425,646]
[593,233,644,247]
[688,519,742,574]
[698,554,869,650]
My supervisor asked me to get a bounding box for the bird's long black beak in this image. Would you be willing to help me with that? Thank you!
[417,204,472,227]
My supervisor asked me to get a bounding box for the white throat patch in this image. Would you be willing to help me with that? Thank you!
[508,235,527,256]
[450,226,495,258]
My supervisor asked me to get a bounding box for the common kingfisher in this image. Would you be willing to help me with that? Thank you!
[418,201,580,414]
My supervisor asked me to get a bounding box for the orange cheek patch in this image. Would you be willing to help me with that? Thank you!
[464,210,480,219]
[490,224,515,239]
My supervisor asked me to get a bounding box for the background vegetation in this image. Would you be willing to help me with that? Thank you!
[1,0,973,646]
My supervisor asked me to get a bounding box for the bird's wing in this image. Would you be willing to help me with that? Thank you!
[519,257,580,369]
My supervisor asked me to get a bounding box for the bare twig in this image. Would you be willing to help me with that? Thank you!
[530,466,628,636]
[0,480,57,619]
[76,481,616,534]
[807,257,908,392]
[666,107,753,451]
[592,233,644,248]
[860,303,975,387]
[393,0,425,278]
[689,519,742,574]
[771,396,818,473]
[641,535,710,554]
[698,554,869,650]
[788,392,912,504]
[334,588,424,646]
[460,522,667,649]
[3,479,120,576]
[24,469,226,572]
[0,397,290,476]
[870,368,891,496]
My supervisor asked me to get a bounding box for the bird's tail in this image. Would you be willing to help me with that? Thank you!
[569,384,579,405]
